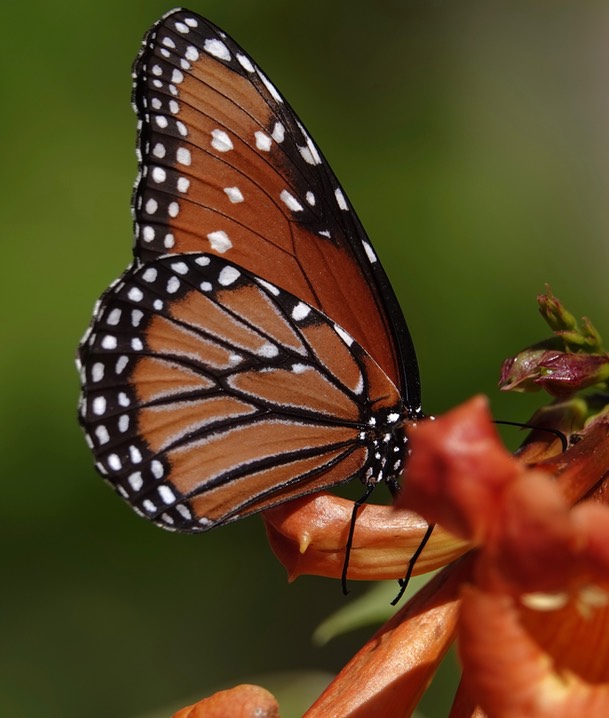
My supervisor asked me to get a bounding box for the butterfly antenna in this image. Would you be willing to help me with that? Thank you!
[342,484,376,595]
[391,522,435,606]
[494,420,568,452]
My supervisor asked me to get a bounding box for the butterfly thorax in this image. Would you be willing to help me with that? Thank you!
[359,404,408,488]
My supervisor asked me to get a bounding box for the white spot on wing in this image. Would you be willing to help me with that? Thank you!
[334,324,354,346]
[170,261,189,275]
[107,454,122,471]
[224,187,244,203]
[255,131,272,151]
[204,38,231,61]
[297,122,321,164]
[158,485,176,504]
[152,167,166,183]
[128,472,143,491]
[259,342,279,358]
[256,278,279,296]
[115,355,128,374]
[335,187,348,210]
[207,230,233,253]
[91,363,104,382]
[272,122,285,142]
[257,69,283,103]
[95,425,110,444]
[211,129,233,152]
[106,308,121,325]
[218,266,240,286]
[177,504,192,520]
[92,396,106,416]
[280,189,304,212]
[236,53,255,73]
[145,198,158,214]
[291,302,311,321]
[167,276,181,293]
[176,147,191,165]
[354,374,364,395]
[362,240,377,264]
[298,145,317,165]
[142,267,158,282]
[185,46,199,62]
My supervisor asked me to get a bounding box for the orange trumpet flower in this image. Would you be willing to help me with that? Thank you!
[176,291,609,717]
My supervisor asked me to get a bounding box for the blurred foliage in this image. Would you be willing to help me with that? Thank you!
[2,1,608,716]
[313,574,437,646]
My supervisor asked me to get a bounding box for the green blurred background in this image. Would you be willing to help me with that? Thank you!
[2,1,608,716]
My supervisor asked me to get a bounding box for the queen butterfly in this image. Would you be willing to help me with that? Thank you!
[77,8,423,533]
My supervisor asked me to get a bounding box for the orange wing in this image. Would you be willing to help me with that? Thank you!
[131,9,421,410]
[78,254,407,531]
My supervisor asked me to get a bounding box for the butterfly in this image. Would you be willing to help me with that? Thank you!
[77,8,423,534]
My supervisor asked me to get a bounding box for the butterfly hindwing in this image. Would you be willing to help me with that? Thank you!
[78,253,406,531]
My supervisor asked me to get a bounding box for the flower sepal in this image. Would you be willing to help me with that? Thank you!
[500,288,609,397]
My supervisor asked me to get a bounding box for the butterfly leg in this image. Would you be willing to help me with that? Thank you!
[341,484,376,595]
[391,523,436,605]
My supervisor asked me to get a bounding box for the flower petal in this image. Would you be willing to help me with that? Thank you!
[459,587,609,718]
[398,396,522,543]
[172,684,280,718]
[303,560,471,717]
[541,413,609,505]
[263,493,469,581]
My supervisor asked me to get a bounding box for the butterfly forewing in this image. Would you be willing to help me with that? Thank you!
[78,253,407,531]
[131,9,421,403]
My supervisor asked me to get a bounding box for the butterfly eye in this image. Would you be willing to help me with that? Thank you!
[78,9,422,531]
